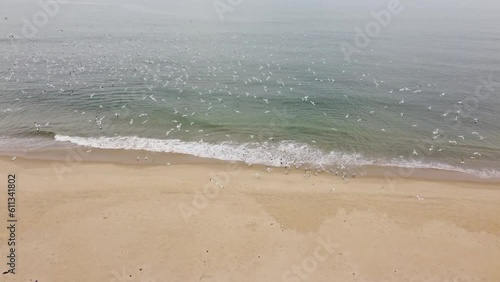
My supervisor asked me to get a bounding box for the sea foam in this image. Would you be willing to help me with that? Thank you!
[53,134,500,179]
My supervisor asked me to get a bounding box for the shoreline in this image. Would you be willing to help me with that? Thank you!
[1,146,499,184]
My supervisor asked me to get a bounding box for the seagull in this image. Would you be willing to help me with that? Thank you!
[34,122,41,131]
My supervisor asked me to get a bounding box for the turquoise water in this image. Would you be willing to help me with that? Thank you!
[1,2,500,177]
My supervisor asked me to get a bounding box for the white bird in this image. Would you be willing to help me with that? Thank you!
[34,122,41,131]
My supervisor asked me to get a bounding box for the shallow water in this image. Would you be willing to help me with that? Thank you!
[1,2,499,178]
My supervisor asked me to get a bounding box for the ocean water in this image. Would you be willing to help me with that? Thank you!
[1,2,500,178]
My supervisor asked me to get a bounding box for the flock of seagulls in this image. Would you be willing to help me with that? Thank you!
[1,33,490,182]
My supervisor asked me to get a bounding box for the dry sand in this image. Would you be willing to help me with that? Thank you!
[0,156,499,282]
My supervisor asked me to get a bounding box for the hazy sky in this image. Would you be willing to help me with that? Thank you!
[3,0,500,21]
[1,0,500,32]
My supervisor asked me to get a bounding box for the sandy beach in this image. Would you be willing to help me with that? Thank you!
[0,156,499,282]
